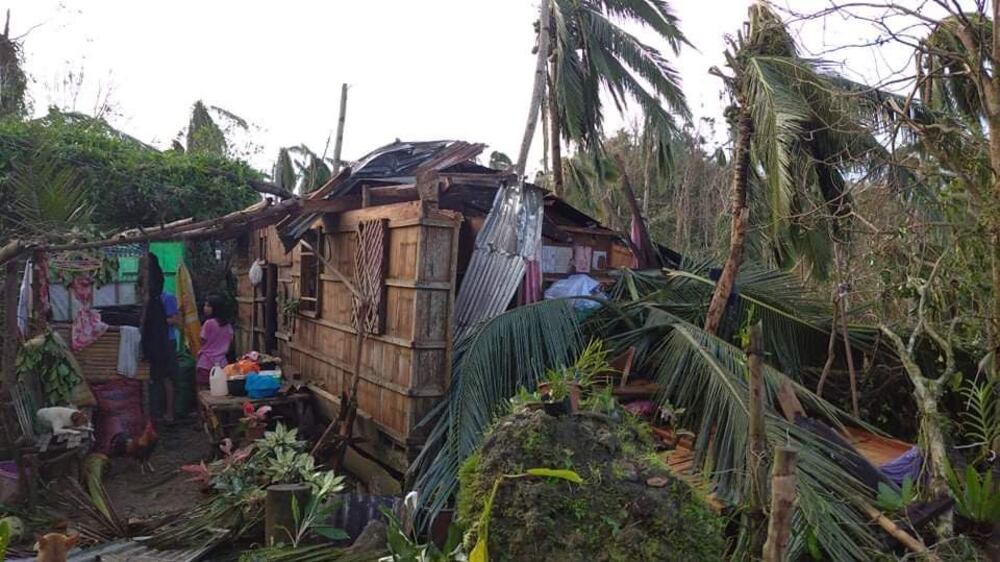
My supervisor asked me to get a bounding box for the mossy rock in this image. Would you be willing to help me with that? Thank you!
[457,409,724,562]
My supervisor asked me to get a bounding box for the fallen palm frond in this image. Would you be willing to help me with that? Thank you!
[409,299,583,530]
[635,313,883,560]
[410,266,893,560]
[238,544,386,562]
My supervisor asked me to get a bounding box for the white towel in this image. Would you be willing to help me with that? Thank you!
[117,326,142,378]
[16,258,31,337]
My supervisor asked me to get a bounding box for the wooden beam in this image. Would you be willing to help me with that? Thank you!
[0,239,30,269]
[42,198,301,253]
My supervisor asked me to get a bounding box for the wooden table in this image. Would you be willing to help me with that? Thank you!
[197,390,312,443]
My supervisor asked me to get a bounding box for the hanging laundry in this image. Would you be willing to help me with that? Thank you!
[176,263,202,355]
[33,251,51,321]
[117,326,142,378]
[16,258,31,337]
[69,274,108,352]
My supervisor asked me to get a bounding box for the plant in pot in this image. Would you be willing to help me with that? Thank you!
[538,339,613,416]
[538,369,577,416]
[239,403,272,445]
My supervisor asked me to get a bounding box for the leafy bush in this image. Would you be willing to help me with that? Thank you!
[945,463,1000,524]
[0,110,260,238]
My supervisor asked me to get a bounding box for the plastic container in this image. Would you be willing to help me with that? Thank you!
[209,365,229,397]
[246,373,281,399]
[228,377,247,397]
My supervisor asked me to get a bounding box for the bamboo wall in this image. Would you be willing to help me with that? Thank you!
[236,202,462,471]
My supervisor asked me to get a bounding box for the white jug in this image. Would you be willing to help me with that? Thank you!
[209,365,228,397]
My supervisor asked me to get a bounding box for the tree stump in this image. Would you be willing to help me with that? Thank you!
[265,483,311,546]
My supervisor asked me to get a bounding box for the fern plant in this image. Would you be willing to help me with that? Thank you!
[960,379,1000,463]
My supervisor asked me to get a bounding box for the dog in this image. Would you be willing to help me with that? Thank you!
[35,531,79,562]
[36,407,91,436]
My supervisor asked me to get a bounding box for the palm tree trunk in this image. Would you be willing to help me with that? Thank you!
[547,59,564,195]
[515,1,551,177]
[704,110,752,335]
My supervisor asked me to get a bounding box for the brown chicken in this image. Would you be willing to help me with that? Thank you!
[114,420,159,474]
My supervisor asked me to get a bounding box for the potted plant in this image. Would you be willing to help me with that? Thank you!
[239,403,272,445]
[538,368,579,416]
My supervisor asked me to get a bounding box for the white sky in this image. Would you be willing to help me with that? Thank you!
[5,0,934,176]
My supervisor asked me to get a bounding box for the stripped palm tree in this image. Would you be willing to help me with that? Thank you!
[703,3,897,335]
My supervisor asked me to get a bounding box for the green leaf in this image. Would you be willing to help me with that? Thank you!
[525,468,584,484]
[311,526,349,541]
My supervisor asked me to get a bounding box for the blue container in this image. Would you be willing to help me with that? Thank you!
[245,373,281,399]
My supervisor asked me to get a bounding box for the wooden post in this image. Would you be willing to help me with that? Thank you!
[3,260,19,395]
[746,322,769,557]
[763,447,797,562]
[332,83,348,175]
[265,483,311,546]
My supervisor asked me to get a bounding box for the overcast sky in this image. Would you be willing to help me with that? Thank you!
[6,0,929,175]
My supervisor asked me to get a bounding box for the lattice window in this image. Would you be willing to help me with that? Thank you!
[351,219,388,334]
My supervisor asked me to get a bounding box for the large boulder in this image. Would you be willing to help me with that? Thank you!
[458,408,724,561]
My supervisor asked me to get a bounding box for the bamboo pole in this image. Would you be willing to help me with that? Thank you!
[763,447,797,562]
[861,503,937,561]
[332,84,348,175]
[746,322,769,557]
[3,260,19,396]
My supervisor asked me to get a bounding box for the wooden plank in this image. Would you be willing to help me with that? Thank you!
[288,341,445,397]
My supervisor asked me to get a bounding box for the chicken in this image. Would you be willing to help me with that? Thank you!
[111,420,159,474]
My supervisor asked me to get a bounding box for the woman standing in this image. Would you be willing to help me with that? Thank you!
[142,254,177,422]
[195,294,234,388]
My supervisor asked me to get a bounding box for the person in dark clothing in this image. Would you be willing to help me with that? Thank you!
[141,253,177,423]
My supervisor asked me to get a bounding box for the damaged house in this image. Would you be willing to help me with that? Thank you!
[232,140,650,488]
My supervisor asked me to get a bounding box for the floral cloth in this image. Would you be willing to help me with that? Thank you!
[70,274,108,352]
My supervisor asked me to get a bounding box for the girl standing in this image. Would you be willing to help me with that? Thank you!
[196,294,234,387]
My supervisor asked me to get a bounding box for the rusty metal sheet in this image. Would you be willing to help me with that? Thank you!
[453,180,543,342]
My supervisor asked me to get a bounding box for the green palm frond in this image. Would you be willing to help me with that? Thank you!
[8,151,93,235]
[272,147,297,192]
[548,0,688,153]
[410,299,583,529]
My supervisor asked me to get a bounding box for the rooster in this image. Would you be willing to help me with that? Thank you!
[111,420,159,474]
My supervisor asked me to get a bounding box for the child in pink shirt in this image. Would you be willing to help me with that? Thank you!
[196,295,234,387]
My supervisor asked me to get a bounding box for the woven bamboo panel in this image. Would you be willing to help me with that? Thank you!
[53,325,150,380]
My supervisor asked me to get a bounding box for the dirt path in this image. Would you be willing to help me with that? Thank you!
[99,422,214,519]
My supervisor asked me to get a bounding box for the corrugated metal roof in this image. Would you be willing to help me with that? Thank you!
[278,140,487,248]
[453,180,543,342]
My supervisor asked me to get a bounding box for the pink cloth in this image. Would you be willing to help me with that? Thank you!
[520,259,543,305]
[196,318,234,371]
[70,274,108,352]
[630,217,642,269]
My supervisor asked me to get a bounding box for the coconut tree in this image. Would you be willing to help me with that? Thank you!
[0,11,28,120]
[702,3,894,335]
[516,0,689,187]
